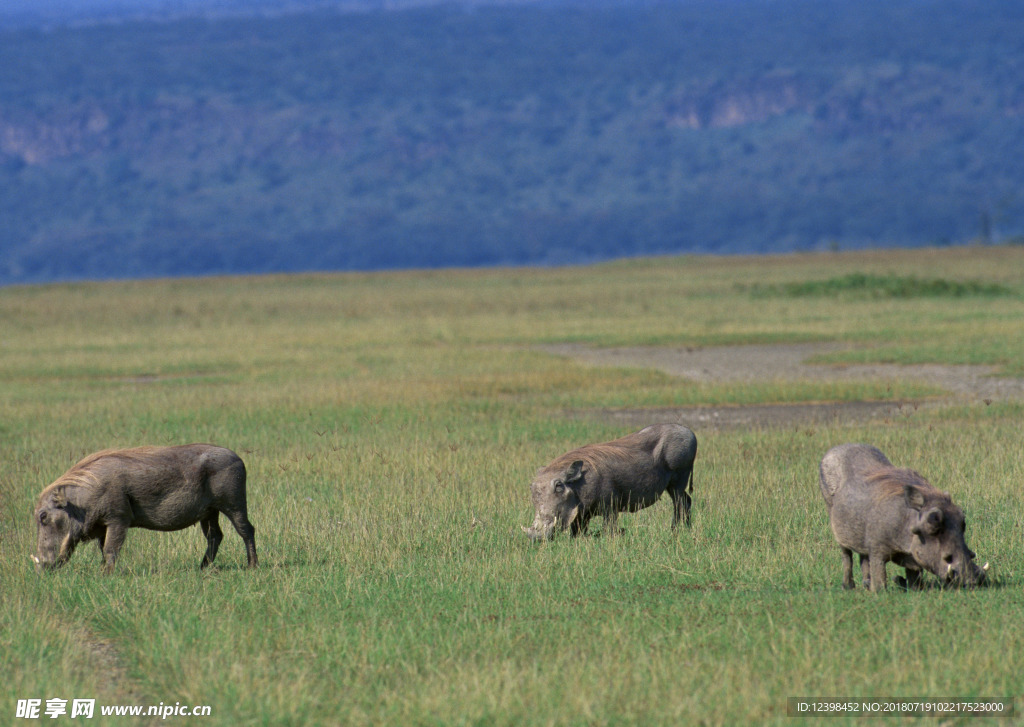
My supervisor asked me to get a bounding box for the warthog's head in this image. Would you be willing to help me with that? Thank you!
[522,460,584,541]
[33,487,82,573]
[905,486,987,587]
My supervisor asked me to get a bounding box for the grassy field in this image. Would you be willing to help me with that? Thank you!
[3,246,1024,725]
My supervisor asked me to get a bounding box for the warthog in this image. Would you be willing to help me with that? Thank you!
[819,443,986,591]
[32,444,258,573]
[522,423,697,541]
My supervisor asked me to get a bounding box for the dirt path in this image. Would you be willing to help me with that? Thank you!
[539,342,1023,428]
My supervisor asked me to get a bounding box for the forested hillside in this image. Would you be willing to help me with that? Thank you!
[1,0,1023,284]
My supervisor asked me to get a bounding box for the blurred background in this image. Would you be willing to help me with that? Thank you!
[1,0,1022,285]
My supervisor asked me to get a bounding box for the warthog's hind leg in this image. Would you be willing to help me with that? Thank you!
[224,510,258,568]
[96,527,107,563]
[668,468,694,529]
[668,485,692,529]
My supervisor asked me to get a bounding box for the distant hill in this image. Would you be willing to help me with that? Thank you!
[1,0,1023,284]
[0,0,554,29]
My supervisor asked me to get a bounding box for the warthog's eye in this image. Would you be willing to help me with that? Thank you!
[553,481,565,494]
[38,511,47,525]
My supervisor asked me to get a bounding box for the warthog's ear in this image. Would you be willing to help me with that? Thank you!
[924,508,944,534]
[912,508,945,538]
[564,460,584,484]
[903,485,926,510]
[51,487,67,508]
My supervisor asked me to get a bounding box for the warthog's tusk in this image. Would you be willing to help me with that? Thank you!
[30,554,40,564]
[983,562,990,572]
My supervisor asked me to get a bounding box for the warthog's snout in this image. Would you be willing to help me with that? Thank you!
[521,527,552,542]
[944,558,989,588]
[521,518,556,542]
[965,560,990,586]
[30,553,54,573]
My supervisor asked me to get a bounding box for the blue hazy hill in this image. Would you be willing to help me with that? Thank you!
[1,0,1022,284]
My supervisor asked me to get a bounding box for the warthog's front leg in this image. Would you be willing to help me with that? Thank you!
[860,554,871,589]
[101,524,128,575]
[200,514,223,569]
[904,568,922,589]
[570,513,591,538]
[894,568,923,590]
[841,547,856,589]
[603,508,620,537]
[868,551,889,593]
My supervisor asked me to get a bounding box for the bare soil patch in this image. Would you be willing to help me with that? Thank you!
[540,342,1023,428]
[586,400,918,430]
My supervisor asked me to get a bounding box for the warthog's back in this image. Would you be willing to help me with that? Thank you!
[818,443,892,509]
[570,424,695,481]
[63,444,240,494]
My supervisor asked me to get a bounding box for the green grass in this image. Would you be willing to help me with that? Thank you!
[3,246,1024,725]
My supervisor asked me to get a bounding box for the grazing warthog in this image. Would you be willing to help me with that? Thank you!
[819,443,987,591]
[522,423,697,541]
[32,444,257,573]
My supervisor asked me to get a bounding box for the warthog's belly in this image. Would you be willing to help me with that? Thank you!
[612,491,663,512]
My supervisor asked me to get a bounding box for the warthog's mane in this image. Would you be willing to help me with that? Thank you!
[867,466,950,502]
[37,446,168,502]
